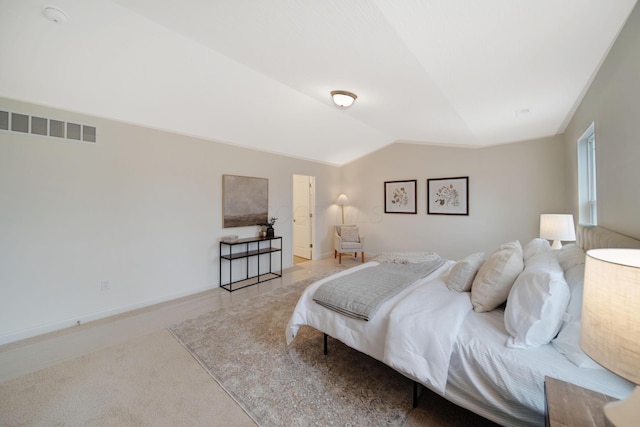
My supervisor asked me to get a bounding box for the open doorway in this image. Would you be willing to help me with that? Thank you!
[293,174,315,264]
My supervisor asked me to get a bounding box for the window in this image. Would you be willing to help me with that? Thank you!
[577,122,597,225]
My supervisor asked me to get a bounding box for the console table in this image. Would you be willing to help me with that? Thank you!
[219,236,282,292]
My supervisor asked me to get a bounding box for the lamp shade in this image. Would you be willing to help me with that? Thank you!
[581,248,640,426]
[330,90,357,108]
[581,248,640,385]
[540,214,576,249]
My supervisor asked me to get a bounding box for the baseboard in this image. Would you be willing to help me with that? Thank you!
[0,284,215,346]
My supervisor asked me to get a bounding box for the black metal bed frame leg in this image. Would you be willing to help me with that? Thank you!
[323,333,328,355]
[323,331,420,408]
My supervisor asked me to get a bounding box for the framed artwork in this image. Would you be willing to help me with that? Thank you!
[384,180,417,214]
[223,175,268,227]
[427,177,469,215]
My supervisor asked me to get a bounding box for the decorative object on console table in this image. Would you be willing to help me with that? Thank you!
[544,376,616,427]
[539,214,576,249]
[427,176,469,215]
[384,180,417,214]
[580,248,640,427]
[262,217,277,238]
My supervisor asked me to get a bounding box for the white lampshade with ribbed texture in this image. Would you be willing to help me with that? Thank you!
[540,214,576,249]
[581,248,640,427]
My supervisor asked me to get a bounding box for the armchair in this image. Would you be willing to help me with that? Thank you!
[334,225,365,264]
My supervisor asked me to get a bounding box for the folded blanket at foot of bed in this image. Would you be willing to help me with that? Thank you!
[312,257,446,321]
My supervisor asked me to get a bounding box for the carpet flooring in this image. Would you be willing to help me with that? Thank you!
[0,329,254,426]
[169,275,499,427]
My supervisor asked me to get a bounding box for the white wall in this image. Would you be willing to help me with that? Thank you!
[340,137,567,260]
[0,97,341,344]
[563,3,640,239]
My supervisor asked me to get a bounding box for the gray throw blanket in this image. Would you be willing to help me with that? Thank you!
[313,258,445,321]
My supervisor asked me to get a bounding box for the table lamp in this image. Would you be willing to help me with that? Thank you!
[540,214,576,249]
[581,248,640,426]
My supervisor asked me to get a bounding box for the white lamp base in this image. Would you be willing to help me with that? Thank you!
[604,386,640,427]
[550,240,563,250]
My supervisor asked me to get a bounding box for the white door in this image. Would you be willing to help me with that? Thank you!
[293,175,314,259]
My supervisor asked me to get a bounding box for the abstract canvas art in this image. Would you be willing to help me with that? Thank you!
[223,175,268,227]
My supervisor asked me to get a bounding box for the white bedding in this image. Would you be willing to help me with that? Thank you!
[445,308,634,427]
[383,275,472,394]
[286,260,455,363]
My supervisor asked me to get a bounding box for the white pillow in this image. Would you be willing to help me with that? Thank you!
[504,252,571,348]
[563,263,586,321]
[340,226,359,242]
[471,240,524,312]
[523,238,551,263]
[447,252,485,292]
[551,263,603,369]
[555,243,586,272]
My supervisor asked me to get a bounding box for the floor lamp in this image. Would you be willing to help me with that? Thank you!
[336,194,349,224]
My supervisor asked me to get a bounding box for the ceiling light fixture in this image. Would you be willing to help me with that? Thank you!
[43,6,68,24]
[331,90,357,108]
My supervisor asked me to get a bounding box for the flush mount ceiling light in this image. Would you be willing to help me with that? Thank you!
[330,90,357,108]
[43,6,69,24]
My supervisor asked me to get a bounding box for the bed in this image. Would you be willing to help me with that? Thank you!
[286,225,640,426]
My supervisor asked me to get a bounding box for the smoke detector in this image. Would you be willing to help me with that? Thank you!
[43,6,69,24]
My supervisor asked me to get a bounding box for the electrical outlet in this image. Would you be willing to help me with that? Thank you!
[101,280,110,291]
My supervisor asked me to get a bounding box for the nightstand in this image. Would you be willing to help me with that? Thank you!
[544,376,616,427]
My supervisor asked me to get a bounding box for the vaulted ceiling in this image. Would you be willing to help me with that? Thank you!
[0,0,636,165]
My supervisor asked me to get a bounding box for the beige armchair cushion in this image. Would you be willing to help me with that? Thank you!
[340,226,360,242]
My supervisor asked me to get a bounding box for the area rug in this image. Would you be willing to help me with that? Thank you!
[169,274,498,427]
[169,273,418,426]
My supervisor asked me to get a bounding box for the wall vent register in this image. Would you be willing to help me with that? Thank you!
[0,110,97,143]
